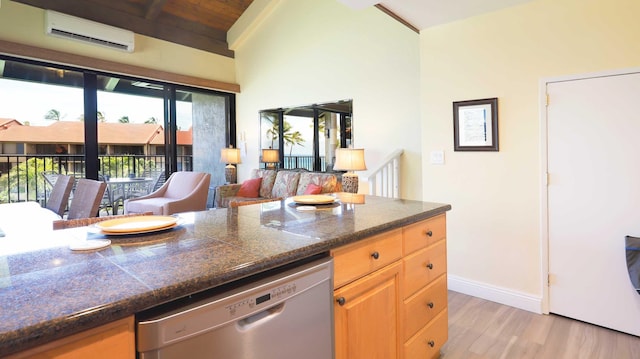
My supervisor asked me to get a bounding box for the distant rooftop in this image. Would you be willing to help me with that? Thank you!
[0,120,192,145]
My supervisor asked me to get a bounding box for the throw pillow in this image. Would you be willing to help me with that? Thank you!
[237,177,262,197]
[304,183,323,195]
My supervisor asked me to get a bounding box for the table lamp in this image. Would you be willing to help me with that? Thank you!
[333,148,367,193]
[220,146,241,184]
[261,148,279,170]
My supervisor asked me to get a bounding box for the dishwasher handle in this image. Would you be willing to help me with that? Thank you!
[236,303,285,331]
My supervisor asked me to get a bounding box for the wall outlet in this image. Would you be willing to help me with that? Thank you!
[430,150,444,165]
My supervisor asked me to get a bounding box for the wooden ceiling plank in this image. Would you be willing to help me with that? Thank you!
[12,0,232,57]
[145,0,169,20]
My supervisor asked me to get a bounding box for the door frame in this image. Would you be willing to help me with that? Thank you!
[539,66,640,314]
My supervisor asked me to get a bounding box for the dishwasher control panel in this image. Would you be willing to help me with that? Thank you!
[225,282,297,316]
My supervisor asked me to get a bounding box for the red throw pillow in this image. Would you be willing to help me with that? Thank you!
[237,177,262,197]
[304,183,322,195]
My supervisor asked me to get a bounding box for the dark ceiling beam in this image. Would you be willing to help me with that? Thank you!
[145,0,168,20]
[12,0,234,58]
[375,4,419,34]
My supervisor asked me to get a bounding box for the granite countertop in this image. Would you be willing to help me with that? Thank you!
[0,195,450,357]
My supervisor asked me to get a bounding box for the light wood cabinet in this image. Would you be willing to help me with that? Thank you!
[334,261,402,359]
[7,316,135,359]
[332,213,448,359]
[403,214,447,359]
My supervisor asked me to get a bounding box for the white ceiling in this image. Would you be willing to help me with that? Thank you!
[337,0,534,30]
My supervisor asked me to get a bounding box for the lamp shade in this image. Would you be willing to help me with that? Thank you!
[261,149,279,163]
[333,148,367,171]
[220,147,241,164]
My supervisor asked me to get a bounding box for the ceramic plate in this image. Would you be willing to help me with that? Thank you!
[95,215,178,234]
[291,195,336,205]
[70,239,111,251]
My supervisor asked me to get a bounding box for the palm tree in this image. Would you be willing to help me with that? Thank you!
[145,117,158,124]
[286,131,305,156]
[78,111,106,122]
[263,115,301,149]
[118,116,130,123]
[45,109,61,121]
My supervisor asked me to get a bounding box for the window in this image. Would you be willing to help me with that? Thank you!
[0,55,235,204]
[260,100,352,171]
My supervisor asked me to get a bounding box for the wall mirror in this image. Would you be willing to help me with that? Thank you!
[260,100,352,172]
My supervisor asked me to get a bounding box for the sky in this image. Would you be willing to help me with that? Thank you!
[0,78,192,128]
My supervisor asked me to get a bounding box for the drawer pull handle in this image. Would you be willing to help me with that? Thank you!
[371,251,380,260]
[427,302,434,309]
[426,230,433,237]
[426,263,433,270]
[336,297,346,306]
[427,340,435,347]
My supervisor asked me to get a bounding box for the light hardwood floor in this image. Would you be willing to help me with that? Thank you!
[441,291,640,359]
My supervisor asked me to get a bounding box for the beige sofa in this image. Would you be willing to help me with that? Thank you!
[215,169,341,208]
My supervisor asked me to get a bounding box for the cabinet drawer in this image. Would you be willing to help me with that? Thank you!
[403,214,446,255]
[332,229,403,289]
[404,308,448,359]
[403,240,446,298]
[403,274,447,341]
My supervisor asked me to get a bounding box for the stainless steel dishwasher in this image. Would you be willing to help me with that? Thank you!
[136,256,334,359]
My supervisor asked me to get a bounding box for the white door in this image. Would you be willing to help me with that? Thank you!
[548,71,640,335]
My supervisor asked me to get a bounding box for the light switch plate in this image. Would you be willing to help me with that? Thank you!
[430,150,444,165]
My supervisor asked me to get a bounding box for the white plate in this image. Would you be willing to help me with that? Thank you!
[291,195,336,205]
[70,239,111,251]
[95,215,178,234]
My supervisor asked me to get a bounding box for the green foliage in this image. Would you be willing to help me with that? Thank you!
[0,158,52,203]
[100,157,157,178]
[45,109,61,121]
[263,114,304,150]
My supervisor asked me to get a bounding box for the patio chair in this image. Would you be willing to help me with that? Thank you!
[41,170,60,187]
[99,174,125,215]
[53,211,153,230]
[124,171,211,215]
[67,179,107,219]
[43,174,74,217]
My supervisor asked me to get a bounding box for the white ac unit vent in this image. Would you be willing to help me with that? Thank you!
[45,10,135,52]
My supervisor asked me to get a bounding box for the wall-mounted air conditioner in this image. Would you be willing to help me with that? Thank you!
[45,10,135,52]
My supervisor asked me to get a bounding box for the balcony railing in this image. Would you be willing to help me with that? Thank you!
[266,155,327,171]
[0,154,192,204]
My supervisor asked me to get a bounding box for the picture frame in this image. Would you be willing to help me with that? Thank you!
[453,98,499,151]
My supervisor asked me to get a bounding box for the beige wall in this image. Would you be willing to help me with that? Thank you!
[6,0,639,308]
[0,1,236,85]
[421,0,640,300]
[233,0,423,200]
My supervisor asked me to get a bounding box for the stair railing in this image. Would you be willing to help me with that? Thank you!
[366,149,403,198]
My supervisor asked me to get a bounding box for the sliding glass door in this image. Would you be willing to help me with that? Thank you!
[0,55,235,206]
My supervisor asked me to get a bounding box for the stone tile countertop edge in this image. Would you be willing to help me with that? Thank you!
[0,196,451,357]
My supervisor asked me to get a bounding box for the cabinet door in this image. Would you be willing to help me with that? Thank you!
[334,262,402,359]
[8,317,134,359]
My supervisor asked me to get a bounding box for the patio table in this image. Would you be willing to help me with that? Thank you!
[106,177,154,199]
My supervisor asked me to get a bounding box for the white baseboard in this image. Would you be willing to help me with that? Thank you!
[448,274,543,314]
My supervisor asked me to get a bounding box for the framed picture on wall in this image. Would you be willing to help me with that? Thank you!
[453,98,499,151]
